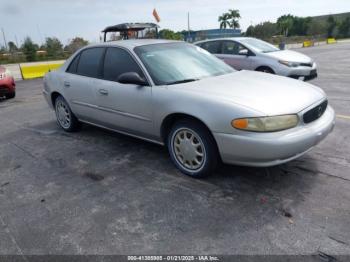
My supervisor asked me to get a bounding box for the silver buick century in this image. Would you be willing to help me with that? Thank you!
[43,40,335,177]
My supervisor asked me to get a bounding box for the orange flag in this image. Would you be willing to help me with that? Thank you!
[153,8,160,23]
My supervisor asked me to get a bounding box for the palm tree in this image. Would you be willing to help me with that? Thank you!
[228,9,241,29]
[218,13,231,29]
[277,14,294,36]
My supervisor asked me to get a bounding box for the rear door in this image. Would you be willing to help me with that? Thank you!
[63,47,105,122]
[217,40,253,70]
[92,47,154,138]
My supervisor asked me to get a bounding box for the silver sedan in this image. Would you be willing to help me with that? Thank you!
[43,40,335,177]
[195,37,318,81]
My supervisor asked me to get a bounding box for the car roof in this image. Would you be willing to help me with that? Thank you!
[194,37,254,44]
[85,39,182,50]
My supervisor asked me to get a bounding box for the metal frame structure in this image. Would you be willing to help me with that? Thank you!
[102,23,159,42]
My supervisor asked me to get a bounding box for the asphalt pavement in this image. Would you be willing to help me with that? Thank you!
[0,42,349,256]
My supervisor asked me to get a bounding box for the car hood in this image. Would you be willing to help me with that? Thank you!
[171,71,325,116]
[263,50,312,63]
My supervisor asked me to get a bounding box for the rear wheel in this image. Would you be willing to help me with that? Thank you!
[167,119,218,178]
[5,92,15,99]
[54,95,80,132]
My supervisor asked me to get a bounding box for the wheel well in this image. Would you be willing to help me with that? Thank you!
[161,113,214,143]
[255,66,274,73]
[51,92,61,107]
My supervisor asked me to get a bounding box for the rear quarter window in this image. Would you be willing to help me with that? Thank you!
[66,54,80,74]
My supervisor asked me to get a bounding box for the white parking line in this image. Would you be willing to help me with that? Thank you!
[337,114,350,120]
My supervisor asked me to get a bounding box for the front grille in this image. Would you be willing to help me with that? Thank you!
[303,100,328,124]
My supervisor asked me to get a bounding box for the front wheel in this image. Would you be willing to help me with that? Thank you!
[167,119,219,178]
[54,95,80,132]
[256,67,274,74]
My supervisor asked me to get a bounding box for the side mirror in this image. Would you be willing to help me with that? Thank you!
[238,49,249,56]
[117,72,148,86]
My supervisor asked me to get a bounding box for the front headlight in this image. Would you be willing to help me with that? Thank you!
[278,60,300,67]
[232,114,299,132]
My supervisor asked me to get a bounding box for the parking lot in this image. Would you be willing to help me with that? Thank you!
[0,42,349,256]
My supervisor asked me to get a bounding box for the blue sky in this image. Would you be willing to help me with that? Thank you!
[0,0,350,46]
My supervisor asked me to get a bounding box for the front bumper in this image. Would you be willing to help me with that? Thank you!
[278,63,318,81]
[214,106,335,167]
[0,76,15,96]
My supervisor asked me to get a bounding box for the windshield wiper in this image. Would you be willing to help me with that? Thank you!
[166,78,199,85]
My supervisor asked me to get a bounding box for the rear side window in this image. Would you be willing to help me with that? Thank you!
[103,47,144,81]
[201,41,221,54]
[66,54,80,74]
[76,48,105,78]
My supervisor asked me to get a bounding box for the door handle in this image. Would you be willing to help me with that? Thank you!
[63,81,70,87]
[98,89,108,95]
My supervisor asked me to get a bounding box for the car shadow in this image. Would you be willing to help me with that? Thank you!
[76,123,318,216]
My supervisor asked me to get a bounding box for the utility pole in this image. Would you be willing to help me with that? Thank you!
[187,12,191,42]
[15,35,19,48]
[1,28,8,51]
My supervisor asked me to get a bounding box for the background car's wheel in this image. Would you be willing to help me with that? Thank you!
[167,119,218,178]
[256,66,275,74]
[5,92,15,99]
[54,95,80,132]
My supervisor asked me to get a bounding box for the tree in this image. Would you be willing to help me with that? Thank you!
[44,37,63,58]
[245,25,255,36]
[277,14,294,36]
[228,9,241,29]
[218,13,231,29]
[247,22,278,39]
[337,16,350,38]
[327,15,337,37]
[8,41,18,53]
[307,20,327,36]
[219,9,241,29]
[290,17,312,36]
[159,29,183,40]
[21,37,37,62]
[65,37,89,54]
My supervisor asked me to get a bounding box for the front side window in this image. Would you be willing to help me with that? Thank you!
[222,41,248,55]
[103,47,144,81]
[135,43,234,85]
[76,48,105,78]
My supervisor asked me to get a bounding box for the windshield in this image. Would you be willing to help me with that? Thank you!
[239,38,279,53]
[134,43,234,85]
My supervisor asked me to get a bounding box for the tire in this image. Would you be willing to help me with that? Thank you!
[5,92,15,99]
[167,119,219,178]
[256,67,274,74]
[54,95,80,132]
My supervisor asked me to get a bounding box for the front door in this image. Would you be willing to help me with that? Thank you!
[217,41,253,70]
[93,47,153,138]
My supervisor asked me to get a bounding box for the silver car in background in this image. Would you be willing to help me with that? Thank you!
[195,37,318,81]
[43,40,334,178]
